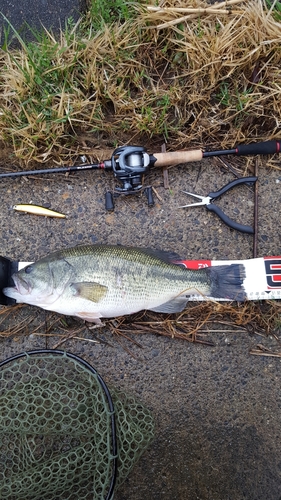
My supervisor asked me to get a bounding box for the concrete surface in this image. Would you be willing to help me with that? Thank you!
[0,146,281,499]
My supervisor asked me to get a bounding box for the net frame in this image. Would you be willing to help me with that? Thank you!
[0,349,117,500]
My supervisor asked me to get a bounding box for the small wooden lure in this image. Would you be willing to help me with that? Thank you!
[13,204,66,218]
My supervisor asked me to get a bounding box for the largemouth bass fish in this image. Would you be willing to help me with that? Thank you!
[3,245,246,323]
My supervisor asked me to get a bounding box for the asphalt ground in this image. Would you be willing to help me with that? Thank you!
[0,0,84,45]
[1,2,281,499]
[0,149,280,499]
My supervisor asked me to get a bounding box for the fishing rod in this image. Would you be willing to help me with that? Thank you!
[1,140,280,210]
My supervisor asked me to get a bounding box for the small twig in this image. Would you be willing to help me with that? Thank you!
[108,321,144,348]
[217,157,241,178]
[250,344,281,358]
[147,5,240,14]
[113,334,140,358]
[151,7,241,29]
[52,331,81,349]
[152,185,163,202]
[198,329,245,334]
[147,0,244,11]
[71,337,100,343]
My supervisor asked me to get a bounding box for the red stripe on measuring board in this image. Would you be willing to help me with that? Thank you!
[174,260,212,269]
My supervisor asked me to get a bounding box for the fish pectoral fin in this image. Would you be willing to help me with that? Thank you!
[71,282,108,302]
[149,296,188,314]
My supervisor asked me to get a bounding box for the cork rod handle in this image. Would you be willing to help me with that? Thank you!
[152,149,203,167]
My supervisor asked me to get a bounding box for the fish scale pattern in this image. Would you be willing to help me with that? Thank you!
[0,351,154,499]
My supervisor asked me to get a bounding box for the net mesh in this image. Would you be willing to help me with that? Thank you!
[0,350,155,499]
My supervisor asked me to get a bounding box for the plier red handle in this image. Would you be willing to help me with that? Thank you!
[179,176,258,234]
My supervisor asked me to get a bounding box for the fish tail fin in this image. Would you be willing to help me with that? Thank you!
[209,264,246,301]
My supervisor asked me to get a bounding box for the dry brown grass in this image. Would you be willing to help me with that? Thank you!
[0,0,280,164]
[1,300,281,357]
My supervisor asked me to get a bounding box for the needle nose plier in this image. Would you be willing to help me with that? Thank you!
[179,176,257,234]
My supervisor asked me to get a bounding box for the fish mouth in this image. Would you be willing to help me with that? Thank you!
[11,274,31,295]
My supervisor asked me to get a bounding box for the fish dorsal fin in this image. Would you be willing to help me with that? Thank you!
[71,282,108,302]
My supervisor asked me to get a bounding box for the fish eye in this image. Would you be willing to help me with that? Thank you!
[25,265,34,274]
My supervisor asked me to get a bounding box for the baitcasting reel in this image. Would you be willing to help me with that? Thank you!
[105,145,153,211]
